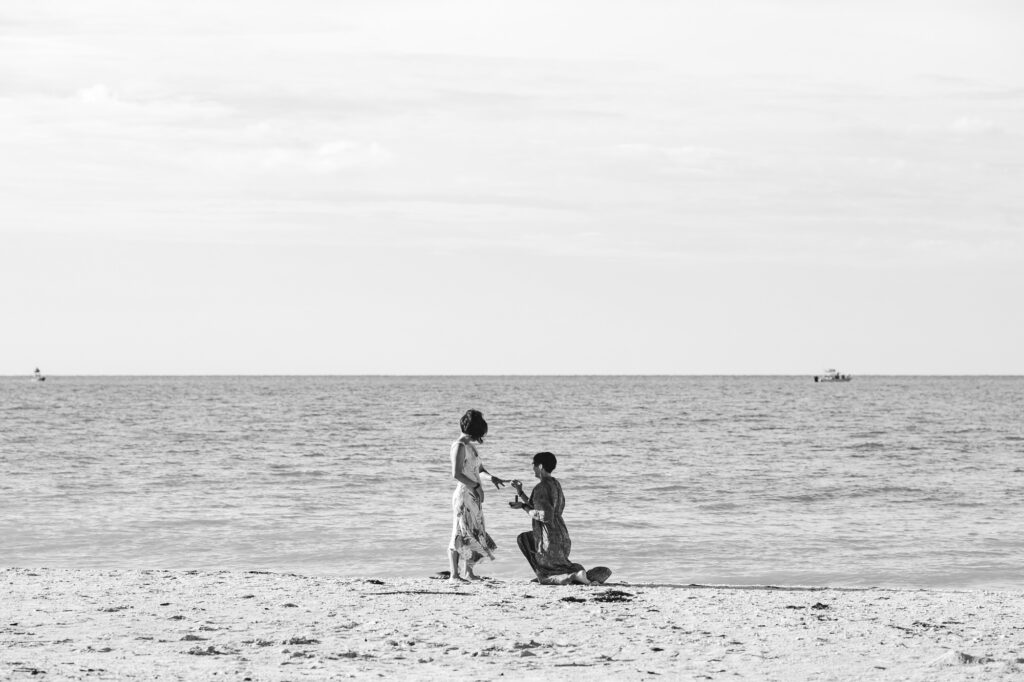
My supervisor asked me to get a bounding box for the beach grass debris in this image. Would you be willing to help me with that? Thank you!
[285,636,319,645]
[593,590,635,603]
[241,639,275,647]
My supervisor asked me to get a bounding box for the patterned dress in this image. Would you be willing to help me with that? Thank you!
[519,477,585,583]
[448,439,496,563]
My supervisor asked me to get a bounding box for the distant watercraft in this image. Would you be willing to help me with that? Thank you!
[814,369,850,383]
[32,368,46,382]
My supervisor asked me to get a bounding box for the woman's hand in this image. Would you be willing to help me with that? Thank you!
[490,476,508,490]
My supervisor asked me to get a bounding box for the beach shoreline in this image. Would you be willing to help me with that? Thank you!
[4,568,1023,680]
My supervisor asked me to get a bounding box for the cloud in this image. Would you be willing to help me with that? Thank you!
[75,84,231,119]
[605,143,739,176]
[76,84,115,104]
[949,117,1002,135]
[254,140,393,174]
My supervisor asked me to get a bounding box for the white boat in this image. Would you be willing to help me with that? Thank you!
[32,368,46,382]
[814,369,850,383]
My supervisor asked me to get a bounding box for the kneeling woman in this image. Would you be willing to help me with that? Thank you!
[510,452,611,586]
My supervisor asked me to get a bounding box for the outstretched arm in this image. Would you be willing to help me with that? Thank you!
[479,466,508,490]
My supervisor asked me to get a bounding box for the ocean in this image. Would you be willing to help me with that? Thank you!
[2,376,1022,590]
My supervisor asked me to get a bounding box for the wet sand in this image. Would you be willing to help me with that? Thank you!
[4,568,1023,680]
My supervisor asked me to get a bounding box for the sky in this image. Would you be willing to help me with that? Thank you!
[2,0,1022,374]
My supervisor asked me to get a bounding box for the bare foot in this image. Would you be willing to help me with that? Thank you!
[570,569,592,585]
[448,575,468,584]
[466,573,486,581]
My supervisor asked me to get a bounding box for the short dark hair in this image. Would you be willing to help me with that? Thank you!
[533,451,557,473]
[460,409,488,443]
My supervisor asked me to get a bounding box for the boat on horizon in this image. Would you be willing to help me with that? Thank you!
[814,369,850,383]
[32,368,46,382]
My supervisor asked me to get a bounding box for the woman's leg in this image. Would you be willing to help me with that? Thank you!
[517,531,545,581]
[448,548,466,582]
[540,569,590,585]
[465,551,485,580]
[569,569,592,585]
[448,515,467,582]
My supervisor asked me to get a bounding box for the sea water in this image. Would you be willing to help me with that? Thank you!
[1,376,1022,589]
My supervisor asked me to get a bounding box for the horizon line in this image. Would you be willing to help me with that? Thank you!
[7,373,1024,378]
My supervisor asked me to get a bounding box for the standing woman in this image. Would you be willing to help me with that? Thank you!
[448,409,508,582]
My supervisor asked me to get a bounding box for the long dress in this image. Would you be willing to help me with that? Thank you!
[448,438,496,563]
[518,477,585,583]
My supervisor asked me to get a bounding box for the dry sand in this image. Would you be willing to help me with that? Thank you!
[3,568,1023,680]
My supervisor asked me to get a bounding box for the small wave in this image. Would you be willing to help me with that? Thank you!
[772,492,831,503]
[771,485,924,503]
[646,485,689,494]
[698,502,740,511]
[870,485,928,496]
[268,469,328,478]
[847,441,887,451]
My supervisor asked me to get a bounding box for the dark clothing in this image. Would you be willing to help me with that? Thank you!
[517,477,585,582]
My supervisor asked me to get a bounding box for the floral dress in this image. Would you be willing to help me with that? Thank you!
[520,477,585,583]
[448,438,496,563]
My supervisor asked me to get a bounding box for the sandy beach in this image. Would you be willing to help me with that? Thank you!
[3,568,1023,680]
